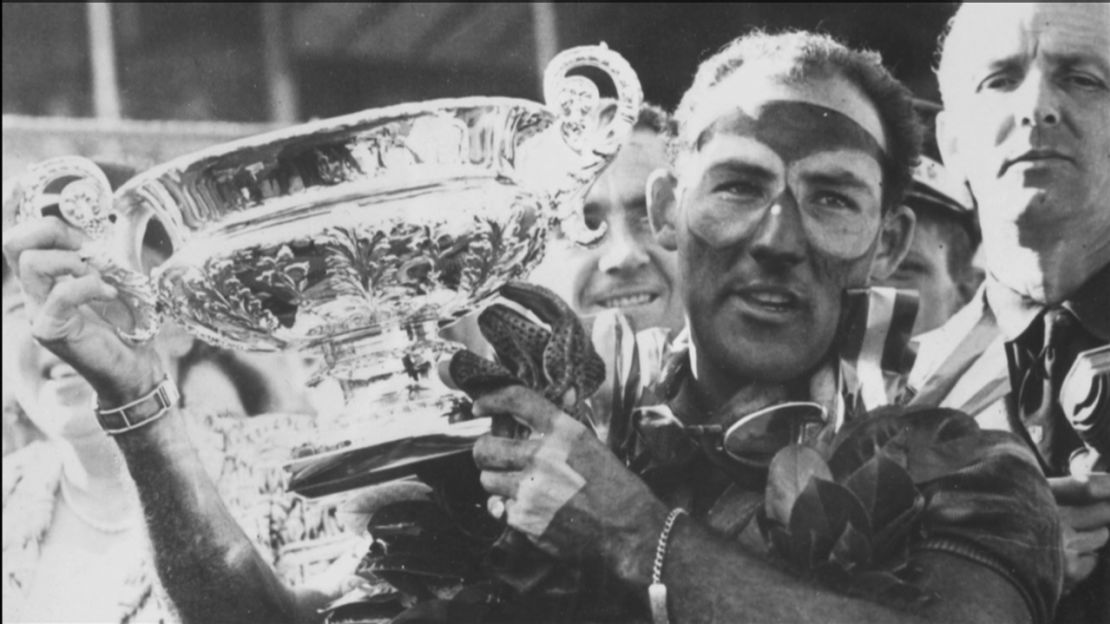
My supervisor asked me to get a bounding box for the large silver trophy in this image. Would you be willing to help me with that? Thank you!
[13,46,642,425]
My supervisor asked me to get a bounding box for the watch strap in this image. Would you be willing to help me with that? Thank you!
[96,377,180,435]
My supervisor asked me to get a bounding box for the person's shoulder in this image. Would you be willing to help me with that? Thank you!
[909,288,993,388]
[829,406,1062,623]
[828,405,1038,480]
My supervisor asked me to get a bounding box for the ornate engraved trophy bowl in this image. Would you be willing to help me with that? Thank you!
[12,45,642,397]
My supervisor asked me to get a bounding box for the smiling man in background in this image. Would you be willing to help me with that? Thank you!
[530,103,685,336]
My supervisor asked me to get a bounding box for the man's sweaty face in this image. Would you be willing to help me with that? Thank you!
[674,91,889,385]
[687,101,885,260]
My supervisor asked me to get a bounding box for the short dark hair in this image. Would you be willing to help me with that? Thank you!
[673,30,922,213]
[634,102,677,137]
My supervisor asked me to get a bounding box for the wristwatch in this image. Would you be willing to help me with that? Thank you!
[95,377,180,435]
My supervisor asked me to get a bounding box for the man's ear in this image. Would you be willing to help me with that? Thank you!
[646,167,679,251]
[870,204,915,281]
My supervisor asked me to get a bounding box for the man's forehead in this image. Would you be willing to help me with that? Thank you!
[686,68,888,153]
[585,129,667,208]
[618,130,669,172]
[693,101,886,170]
[955,2,1110,35]
[946,4,1110,77]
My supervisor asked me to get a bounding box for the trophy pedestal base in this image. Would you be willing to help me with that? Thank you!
[305,320,464,422]
[287,323,484,497]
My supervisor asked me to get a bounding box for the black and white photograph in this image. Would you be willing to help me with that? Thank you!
[2,3,1107,623]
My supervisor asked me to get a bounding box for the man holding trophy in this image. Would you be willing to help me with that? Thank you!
[4,31,1063,624]
[463,31,1062,624]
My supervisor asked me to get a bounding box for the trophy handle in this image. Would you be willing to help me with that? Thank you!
[11,156,163,344]
[543,43,643,245]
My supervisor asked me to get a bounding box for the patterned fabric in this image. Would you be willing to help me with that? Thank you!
[1,441,171,624]
[1006,309,1101,475]
[838,287,920,415]
[1,410,357,623]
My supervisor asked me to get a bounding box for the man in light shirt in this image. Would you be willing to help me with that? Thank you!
[909,4,1110,621]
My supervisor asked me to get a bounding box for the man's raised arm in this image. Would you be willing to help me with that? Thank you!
[113,397,332,624]
[3,217,336,624]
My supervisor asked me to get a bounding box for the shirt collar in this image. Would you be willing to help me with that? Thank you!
[985,278,1043,341]
[986,262,1110,342]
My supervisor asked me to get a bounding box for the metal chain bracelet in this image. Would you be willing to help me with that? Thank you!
[649,507,688,624]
